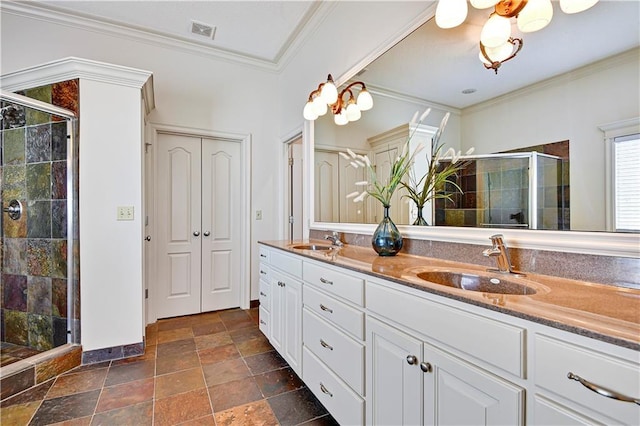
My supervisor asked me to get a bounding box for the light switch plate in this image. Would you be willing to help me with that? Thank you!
[117,206,134,221]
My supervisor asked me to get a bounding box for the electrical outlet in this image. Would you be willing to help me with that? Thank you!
[256,210,263,220]
[117,206,134,221]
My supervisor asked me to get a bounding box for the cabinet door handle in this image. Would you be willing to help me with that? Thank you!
[319,304,333,313]
[260,319,266,325]
[203,231,210,237]
[406,355,418,365]
[193,231,200,237]
[260,292,267,297]
[319,383,333,397]
[568,372,640,405]
[420,362,433,373]
[319,277,333,285]
[278,281,285,287]
[320,339,334,351]
[260,254,267,258]
[260,270,267,275]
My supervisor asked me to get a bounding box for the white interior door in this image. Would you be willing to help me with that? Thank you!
[201,138,241,311]
[156,133,202,318]
[314,151,339,222]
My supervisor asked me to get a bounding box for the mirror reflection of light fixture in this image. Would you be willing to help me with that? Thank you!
[303,74,373,125]
[435,0,598,72]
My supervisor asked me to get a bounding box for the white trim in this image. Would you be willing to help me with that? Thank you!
[146,123,252,322]
[0,57,155,111]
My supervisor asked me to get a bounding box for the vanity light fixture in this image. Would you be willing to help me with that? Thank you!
[303,74,373,125]
[435,0,599,73]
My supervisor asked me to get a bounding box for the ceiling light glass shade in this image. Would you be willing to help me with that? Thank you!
[480,14,511,48]
[346,101,361,122]
[320,80,338,105]
[311,96,328,116]
[334,110,348,125]
[303,102,318,120]
[356,89,373,111]
[435,0,468,29]
[517,0,553,33]
[479,40,514,64]
[559,0,598,14]
[470,0,500,9]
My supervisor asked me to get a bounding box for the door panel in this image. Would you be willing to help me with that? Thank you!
[156,134,201,318]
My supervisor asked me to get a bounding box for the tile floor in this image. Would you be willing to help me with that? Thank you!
[1,342,44,368]
[0,308,338,425]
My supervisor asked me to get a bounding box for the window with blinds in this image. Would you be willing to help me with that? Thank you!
[613,133,640,232]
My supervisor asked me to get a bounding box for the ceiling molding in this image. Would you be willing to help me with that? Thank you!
[1,0,295,72]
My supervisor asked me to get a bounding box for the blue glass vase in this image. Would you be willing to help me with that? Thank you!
[372,206,403,256]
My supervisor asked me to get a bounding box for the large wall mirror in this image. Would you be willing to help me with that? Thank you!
[309,1,639,255]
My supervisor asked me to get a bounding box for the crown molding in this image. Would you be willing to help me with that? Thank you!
[0,57,155,112]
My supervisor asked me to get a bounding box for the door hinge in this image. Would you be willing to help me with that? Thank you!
[145,289,149,299]
[288,157,294,166]
[289,216,295,224]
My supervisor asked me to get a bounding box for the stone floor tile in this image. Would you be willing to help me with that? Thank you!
[198,343,240,365]
[192,321,226,337]
[236,336,273,357]
[157,327,194,344]
[45,368,107,399]
[156,338,196,358]
[244,350,288,376]
[153,388,212,426]
[156,349,200,375]
[194,332,233,351]
[202,357,251,387]
[267,387,328,426]
[208,376,263,412]
[0,400,41,425]
[95,377,154,413]
[103,359,155,387]
[254,367,305,398]
[214,399,279,426]
[155,367,205,399]
[29,389,100,425]
[92,400,153,425]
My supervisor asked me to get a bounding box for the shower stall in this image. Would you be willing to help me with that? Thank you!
[1,89,79,369]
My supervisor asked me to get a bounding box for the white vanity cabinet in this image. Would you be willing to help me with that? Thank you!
[257,246,271,337]
[301,258,366,426]
[366,278,525,426]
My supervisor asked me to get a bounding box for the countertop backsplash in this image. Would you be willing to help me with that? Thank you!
[309,230,640,289]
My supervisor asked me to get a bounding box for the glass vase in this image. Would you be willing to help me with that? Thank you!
[372,206,403,256]
[413,204,429,226]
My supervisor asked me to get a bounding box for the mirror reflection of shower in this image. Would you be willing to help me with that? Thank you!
[1,89,79,369]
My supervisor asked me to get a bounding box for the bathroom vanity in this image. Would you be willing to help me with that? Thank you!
[258,241,639,426]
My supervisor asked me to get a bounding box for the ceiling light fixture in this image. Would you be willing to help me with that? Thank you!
[435,0,599,73]
[303,74,373,125]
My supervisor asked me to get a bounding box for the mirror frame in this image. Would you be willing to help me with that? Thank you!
[305,8,640,259]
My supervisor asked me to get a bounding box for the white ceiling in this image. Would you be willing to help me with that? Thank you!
[16,1,640,109]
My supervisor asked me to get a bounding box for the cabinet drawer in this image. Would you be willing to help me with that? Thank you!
[304,284,364,340]
[303,308,364,394]
[303,261,364,306]
[258,263,270,282]
[367,279,525,378]
[303,347,364,426]
[534,334,640,425]
[271,250,302,278]
[259,279,270,312]
[259,246,270,263]
[259,306,270,338]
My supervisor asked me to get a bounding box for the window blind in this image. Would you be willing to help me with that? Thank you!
[613,134,640,232]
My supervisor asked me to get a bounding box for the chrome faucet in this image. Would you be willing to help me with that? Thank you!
[482,234,515,274]
[324,231,344,247]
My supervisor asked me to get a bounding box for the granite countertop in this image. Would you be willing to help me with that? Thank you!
[261,240,640,351]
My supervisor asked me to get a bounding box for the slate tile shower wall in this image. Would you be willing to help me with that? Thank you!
[1,80,79,352]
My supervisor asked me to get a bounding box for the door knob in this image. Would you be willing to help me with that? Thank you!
[145,235,151,241]
[193,231,200,236]
[420,362,433,373]
[406,355,418,365]
[203,231,211,236]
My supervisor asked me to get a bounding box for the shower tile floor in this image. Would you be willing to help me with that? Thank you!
[0,308,337,425]
[1,343,44,368]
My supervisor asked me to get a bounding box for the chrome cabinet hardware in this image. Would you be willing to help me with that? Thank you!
[319,277,334,285]
[145,235,151,241]
[320,339,334,350]
[193,231,200,236]
[320,383,333,397]
[278,281,285,287]
[203,231,210,236]
[319,304,333,313]
[420,362,433,373]
[406,355,418,365]
[568,372,640,405]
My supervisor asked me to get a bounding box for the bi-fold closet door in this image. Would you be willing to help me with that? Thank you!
[155,133,241,319]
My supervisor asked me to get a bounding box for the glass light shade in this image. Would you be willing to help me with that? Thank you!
[345,101,361,122]
[480,14,511,48]
[517,0,553,33]
[470,0,499,9]
[303,102,318,120]
[435,0,468,29]
[320,81,338,105]
[334,110,348,126]
[356,89,373,111]
[479,40,514,64]
[559,0,598,14]
[311,96,328,116]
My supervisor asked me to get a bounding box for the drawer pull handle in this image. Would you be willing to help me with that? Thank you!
[320,383,333,397]
[260,270,267,275]
[260,319,266,325]
[319,304,333,313]
[406,355,418,365]
[319,277,333,285]
[567,372,640,406]
[320,339,334,351]
[260,292,267,297]
[420,362,433,373]
[278,281,285,287]
[260,254,267,258]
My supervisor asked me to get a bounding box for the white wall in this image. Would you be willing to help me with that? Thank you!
[461,49,640,231]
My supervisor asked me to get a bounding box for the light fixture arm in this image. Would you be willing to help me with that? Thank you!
[332,82,366,114]
[303,74,372,124]
[480,37,523,74]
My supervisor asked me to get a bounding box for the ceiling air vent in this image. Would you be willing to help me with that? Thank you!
[190,20,216,40]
